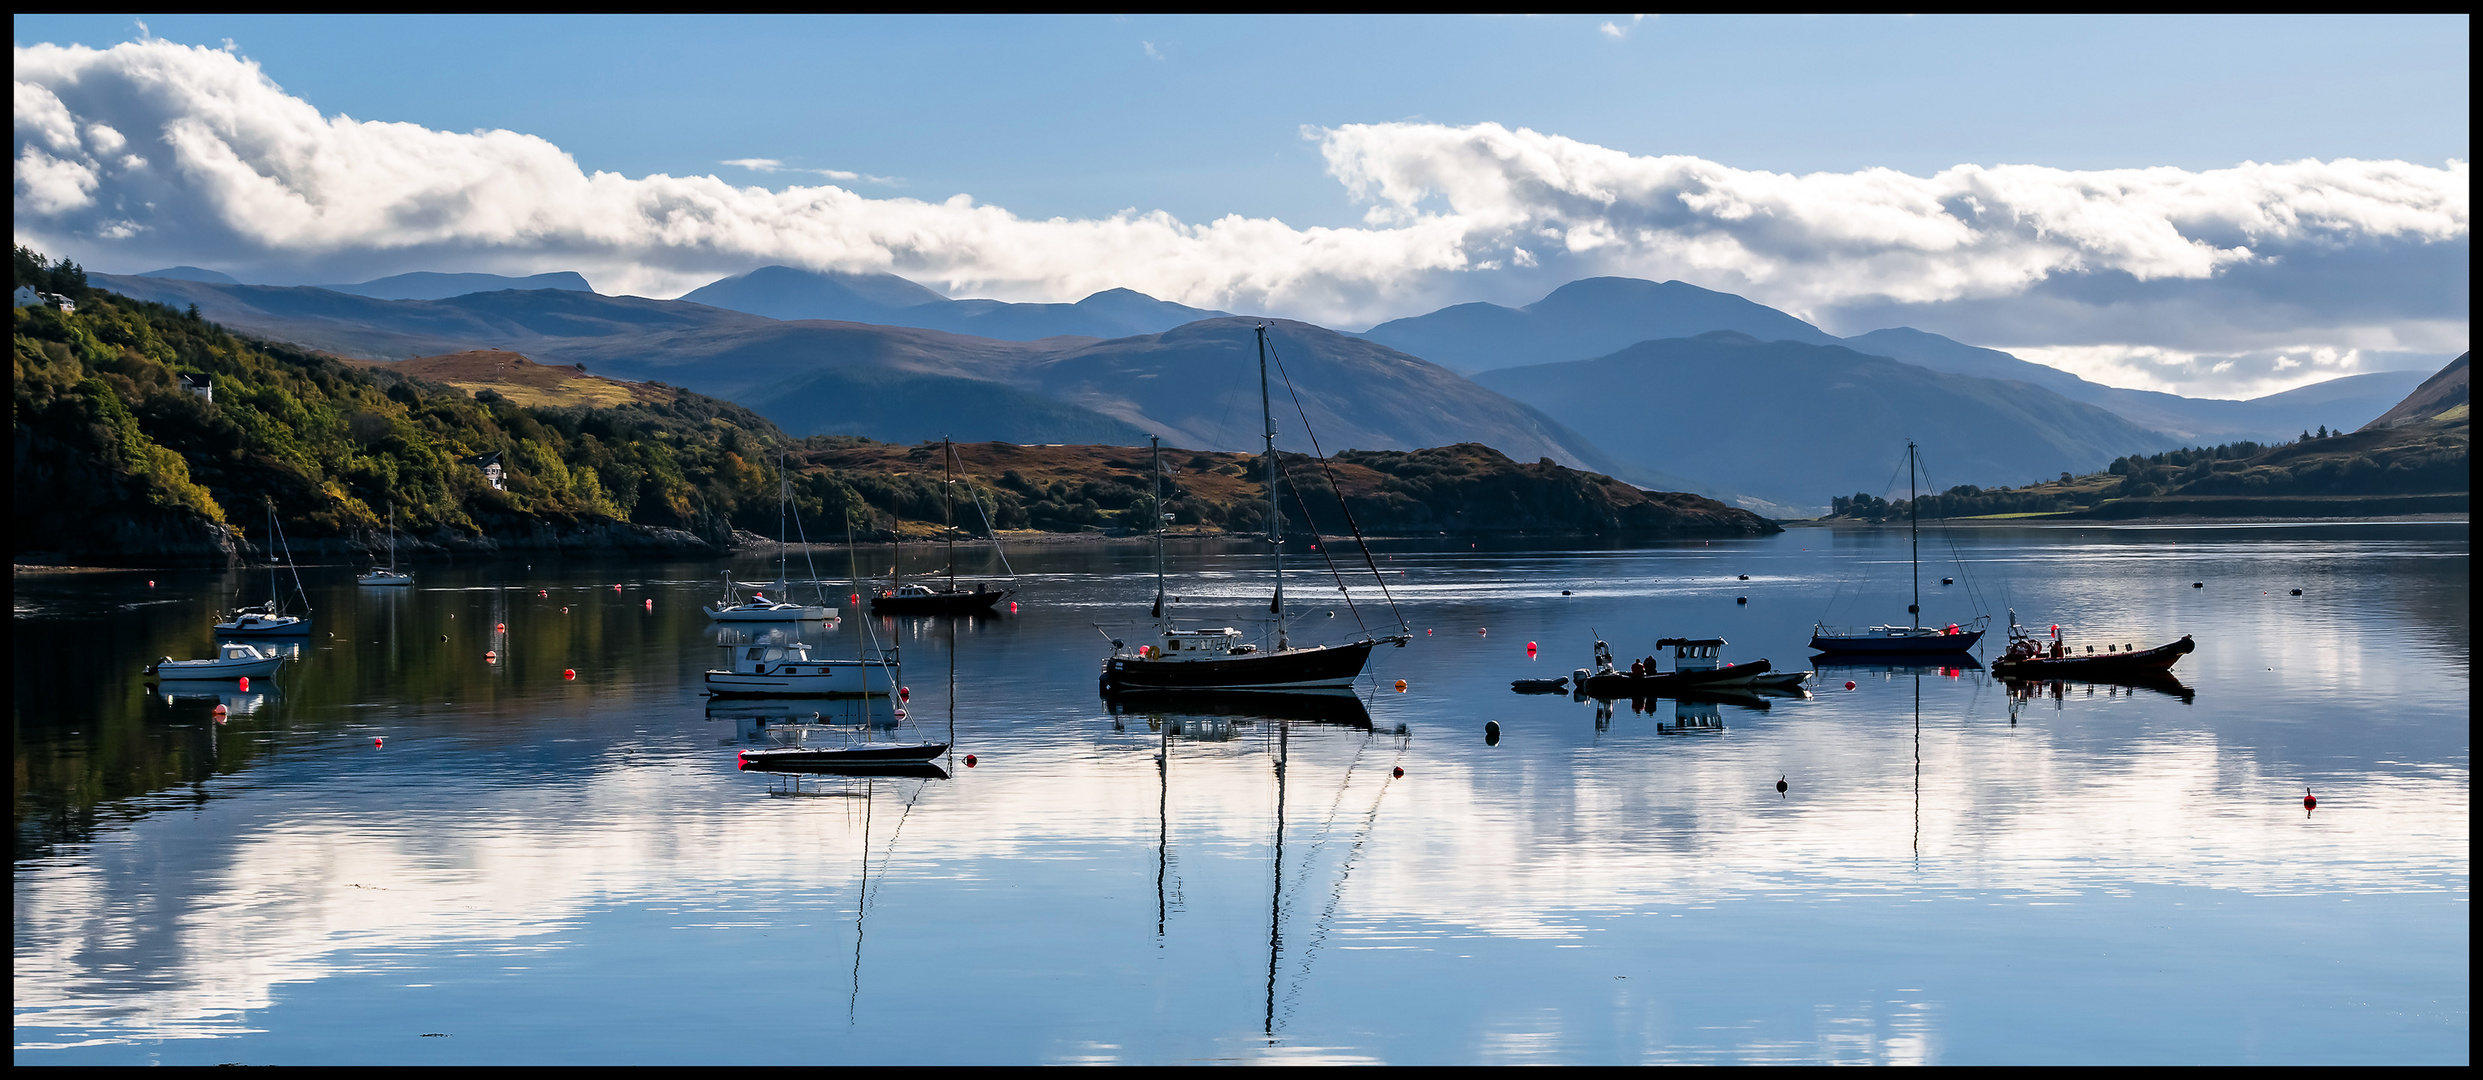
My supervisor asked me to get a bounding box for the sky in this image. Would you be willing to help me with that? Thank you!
[12,14,2470,398]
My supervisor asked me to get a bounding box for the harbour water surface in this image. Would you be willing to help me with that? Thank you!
[12,523,2469,1063]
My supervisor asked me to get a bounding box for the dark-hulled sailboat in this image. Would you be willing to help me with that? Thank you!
[1099,325,1407,695]
[1810,441,1988,656]
[869,437,1012,616]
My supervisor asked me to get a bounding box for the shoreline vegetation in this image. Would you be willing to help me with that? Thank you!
[14,259,1773,568]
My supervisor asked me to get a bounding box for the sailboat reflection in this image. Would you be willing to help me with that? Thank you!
[1127,693,1408,1040]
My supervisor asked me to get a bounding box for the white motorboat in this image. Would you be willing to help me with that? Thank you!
[220,506,314,636]
[149,642,286,679]
[705,638,896,697]
[359,504,413,586]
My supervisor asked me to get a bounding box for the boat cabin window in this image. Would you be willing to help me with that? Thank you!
[764,648,785,661]
[747,648,766,660]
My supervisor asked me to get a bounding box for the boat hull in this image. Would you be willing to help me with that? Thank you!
[705,605,834,622]
[357,573,413,587]
[870,590,1007,616]
[151,657,285,678]
[1810,629,1983,655]
[739,743,949,768]
[215,617,312,637]
[1582,658,1775,699]
[1995,635,2194,679]
[1101,640,1378,692]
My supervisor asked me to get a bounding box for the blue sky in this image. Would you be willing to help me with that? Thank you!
[12,15,2470,395]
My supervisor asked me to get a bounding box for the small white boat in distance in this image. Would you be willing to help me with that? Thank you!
[149,642,286,679]
[705,639,892,697]
[704,572,835,622]
[359,504,413,586]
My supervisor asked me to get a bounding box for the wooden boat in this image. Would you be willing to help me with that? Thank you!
[1811,441,1987,655]
[1098,335,1407,695]
[1578,636,1782,698]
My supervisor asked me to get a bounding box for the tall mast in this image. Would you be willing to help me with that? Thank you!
[1908,440,1921,627]
[777,450,790,589]
[1258,325,1285,650]
[944,437,957,594]
[1150,434,1166,620]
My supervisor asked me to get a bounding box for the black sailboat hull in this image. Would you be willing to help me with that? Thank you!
[738,742,949,769]
[869,590,1009,616]
[1101,640,1378,692]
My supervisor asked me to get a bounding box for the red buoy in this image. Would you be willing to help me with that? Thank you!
[1844,681,1857,690]
[374,736,384,747]
[964,754,977,768]
[563,669,576,681]
[148,580,156,587]
[561,606,569,614]
[850,594,861,606]
[2304,789,2317,810]
[1392,766,1404,778]
[645,599,653,609]
[496,623,506,632]
[1526,641,1537,653]
[212,704,228,718]
[485,650,497,662]
[237,676,249,691]
[898,686,910,702]
[613,584,622,592]
[1009,601,1019,613]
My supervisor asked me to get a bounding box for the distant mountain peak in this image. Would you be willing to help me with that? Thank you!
[134,266,239,284]
[327,270,595,301]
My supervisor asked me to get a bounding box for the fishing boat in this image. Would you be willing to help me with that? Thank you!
[1099,329,1409,695]
[1992,611,2195,679]
[1810,441,1988,656]
[1578,636,1789,698]
[147,642,285,679]
[357,504,413,587]
[704,635,898,698]
[868,438,1013,616]
[217,507,313,637]
[707,452,839,622]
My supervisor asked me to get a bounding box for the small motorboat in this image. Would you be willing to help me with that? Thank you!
[1510,677,1571,693]
[1993,612,2194,679]
[705,639,895,698]
[149,642,286,679]
[1578,637,1776,699]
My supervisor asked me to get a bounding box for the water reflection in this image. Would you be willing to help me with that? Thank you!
[10,525,2469,1064]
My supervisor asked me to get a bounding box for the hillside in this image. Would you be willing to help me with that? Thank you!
[1474,332,2172,509]
[360,350,675,409]
[795,439,1778,539]
[681,265,1232,340]
[2362,353,2469,430]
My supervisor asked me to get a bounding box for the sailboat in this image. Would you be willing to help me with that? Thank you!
[1809,441,1988,655]
[217,505,313,636]
[868,438,1012,616]
[707,451,837,622]
[357,504,413,586]
[1099,325,1408,694]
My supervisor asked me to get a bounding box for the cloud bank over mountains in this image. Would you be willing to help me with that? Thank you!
[14,38,2468,397]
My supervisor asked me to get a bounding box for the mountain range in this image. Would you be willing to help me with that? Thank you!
[89,267,2450,514]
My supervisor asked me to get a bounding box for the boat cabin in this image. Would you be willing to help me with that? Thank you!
[1654,637,1728,672]
[725,641,835,674]
[1147,628,1258,659]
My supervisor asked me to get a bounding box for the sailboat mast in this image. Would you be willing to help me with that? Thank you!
[1150,434,1166,620]
[1258,325,1285,649]
[1909,441,1921,627]
[944,437,957,594]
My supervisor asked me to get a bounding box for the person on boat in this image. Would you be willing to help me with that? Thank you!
[1630,658,1646,677]
[2050,639,2063,660]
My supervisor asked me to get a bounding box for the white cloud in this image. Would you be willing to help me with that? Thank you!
[9,37,2468,394]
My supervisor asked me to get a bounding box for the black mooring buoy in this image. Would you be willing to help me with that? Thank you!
[1736,596,1748,605]
[2193,582,2205,589]
[1942,577,1955,585]
[1484,721,1501,746]
[1738,574,1749,581]
[2290,589,2303,596]
[1777,775,1789,796]
[1561,590,1572,595]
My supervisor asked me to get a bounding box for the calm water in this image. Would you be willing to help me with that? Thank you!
[13,523,2469,1064]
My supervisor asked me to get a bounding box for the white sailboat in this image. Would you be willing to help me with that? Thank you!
[358,504,413,586]
[705,451,837,622]
[218,506,313,637]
